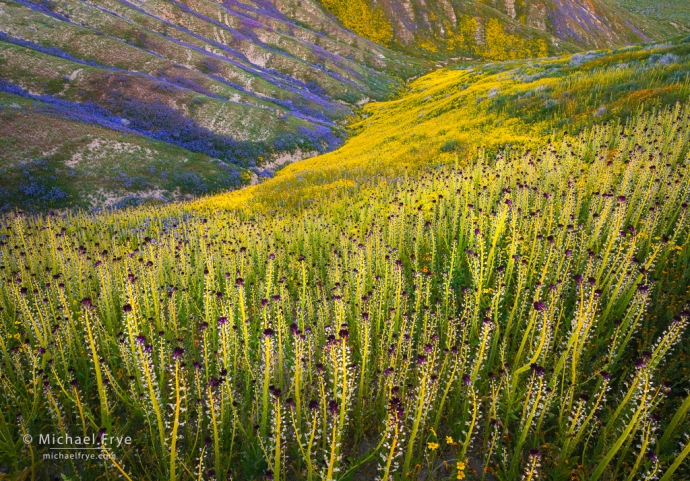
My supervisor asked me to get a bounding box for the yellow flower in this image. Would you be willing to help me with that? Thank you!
[427,442,439,451]
[457,461,466,471]
[456,471,466,480]
[446,436,454,444]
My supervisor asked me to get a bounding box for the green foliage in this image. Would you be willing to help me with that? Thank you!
[439,138,460,152]
[1,104,688,480]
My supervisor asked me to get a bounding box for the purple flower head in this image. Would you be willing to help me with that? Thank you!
[81,297,93,308]
[123,304,132,313]
[574,274,583,285]
[462,375,472,386]
[263,328,274,338]
[135,335,146,345]
[338,329,349,339]
[416,354,427,365]
[601,371,611,381]
[617,195,626,203]
[172,347,185,360]
[270,386,281,399]
[424,344,433,353]
[533,301,546,312]
[327,399,339,416]
[308,400,319,411]
[388,397,404,417]
[235,278,244,287]
[285,397,295,408]
[647,451,658,463]
[528,449,542,459]
[530,363,546,377]
[217,317,228,325]
[200,321,209,331]
[144,344,153,353]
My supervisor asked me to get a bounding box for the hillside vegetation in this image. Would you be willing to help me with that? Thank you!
[199,38,690,212]
[317,0,662,58]
[2,0,680,211]
[0,100,688,481]
[615,0,690,34]
[0,0,428,209]
[0,36,689,480]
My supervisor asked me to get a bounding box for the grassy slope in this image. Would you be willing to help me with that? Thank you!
[1,84,689,481]
[196,38,690,212]
[0,0,430,210]
[0,92,249,210]
[615,0,690,33]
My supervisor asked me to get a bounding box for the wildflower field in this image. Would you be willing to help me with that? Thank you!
[1,95,689,480]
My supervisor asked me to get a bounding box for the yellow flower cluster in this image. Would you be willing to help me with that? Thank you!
[457,460,466,479]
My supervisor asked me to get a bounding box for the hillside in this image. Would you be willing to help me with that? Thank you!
[1,76,689,481]
[0,0,428,210]
[2,3,690,478]
[199,37,690,212]
[317,0,661,58]
[615,0,690,35]
[2,0,685,212]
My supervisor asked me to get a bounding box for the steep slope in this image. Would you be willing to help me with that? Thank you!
[318,0,662,58]
[0,0,430,210]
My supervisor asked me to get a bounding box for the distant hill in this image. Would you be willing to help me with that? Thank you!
[317,0,665,59]
[614,0,690,35]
